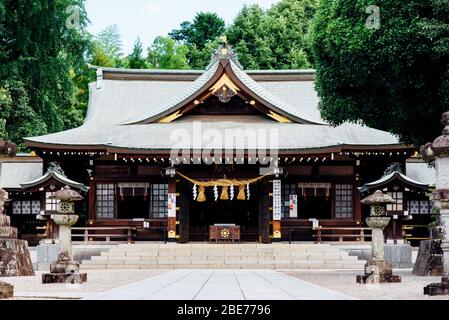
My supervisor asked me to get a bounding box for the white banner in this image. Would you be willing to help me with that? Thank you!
[289,195,298,218]
[273,180,281,221]
[168,193,176,218]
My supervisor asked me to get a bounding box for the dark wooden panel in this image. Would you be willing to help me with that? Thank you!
[95,165,131,177]
[288,166,313,175]
[258,181,271,243]
[319,166,354,176]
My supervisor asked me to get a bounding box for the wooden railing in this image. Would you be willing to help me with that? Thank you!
[402,224,431,241]
[71,227,137,243]
[314,226,372,243]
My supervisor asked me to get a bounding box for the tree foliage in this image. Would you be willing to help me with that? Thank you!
[169,12,225,69]
[126,37,147,69]
[95,24,123,66]
[0,0,90,150]
[147,36,190,70]
[226,0,317,70]
[311,0,449,146]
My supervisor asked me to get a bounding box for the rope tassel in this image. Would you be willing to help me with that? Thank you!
[197,186,206,202]
[220,186,229,200]
[237,185,246,200]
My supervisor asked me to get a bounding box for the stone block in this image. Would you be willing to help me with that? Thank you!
[0,282,13,299]
[0,239,35,276]
[42,273,87,284]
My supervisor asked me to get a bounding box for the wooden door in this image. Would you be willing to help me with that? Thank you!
[258,181,271,243]
[178,181,190,243]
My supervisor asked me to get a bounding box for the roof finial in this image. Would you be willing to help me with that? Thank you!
[220,35,228,45]
[207,37,243,70]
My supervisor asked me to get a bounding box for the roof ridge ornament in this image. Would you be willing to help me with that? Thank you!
[383,162,403,175]
[207,36,243,70]
[46,162,66,176]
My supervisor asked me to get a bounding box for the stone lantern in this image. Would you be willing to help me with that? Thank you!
[421,111,449,295]
[356,190,401,284]
[42,186,87,284]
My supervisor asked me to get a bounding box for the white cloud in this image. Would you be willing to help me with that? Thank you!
[146,2,163,14]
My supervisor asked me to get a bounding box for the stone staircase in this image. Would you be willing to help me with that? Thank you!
[80,243,366,270]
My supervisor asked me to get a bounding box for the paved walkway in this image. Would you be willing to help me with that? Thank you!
[86,269,354,300]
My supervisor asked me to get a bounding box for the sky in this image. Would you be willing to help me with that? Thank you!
[85,0,280,55]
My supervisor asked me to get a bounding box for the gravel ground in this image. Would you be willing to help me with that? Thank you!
[283,270,449,300]
[1,269,169,300]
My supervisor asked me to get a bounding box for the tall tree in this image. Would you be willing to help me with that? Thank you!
[0,0,90,149]
[96,24,124,67]
[147,36,190,70]
[311,0,449,146]
[169,12,225,69]
[126,37,147,69]
[226,0,317,70]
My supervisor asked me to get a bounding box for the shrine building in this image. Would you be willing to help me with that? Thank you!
[14,43,433,244]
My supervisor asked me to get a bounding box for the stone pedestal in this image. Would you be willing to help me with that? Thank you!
[42,251,87,284]
[421,111,449,296]
[357,216,401,284]
[0,281,13,299]
[0,193,35,277]
[413,239,444,276]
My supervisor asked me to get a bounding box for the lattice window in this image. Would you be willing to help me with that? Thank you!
[149,184,168,219]
[32,201,41,214]
[45,192,59,211]
[335,184,354,219]
[281,183,296,218]
[387,192,403,212]
[12,200,39,215]
[12,201,22,214]
[96,184,116,219]
[408,200,432,214]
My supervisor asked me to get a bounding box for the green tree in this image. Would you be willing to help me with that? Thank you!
[126,37,148,69]
[226,0,317,70]
[0,0,90,149]
[311,0,449,146]
[169,12,225,69]
[96,24,124,67]
[147,36,189,70]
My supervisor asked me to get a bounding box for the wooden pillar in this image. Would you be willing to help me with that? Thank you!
[167,178,177,242]
[354,163,362,225]
[87,180,95,223]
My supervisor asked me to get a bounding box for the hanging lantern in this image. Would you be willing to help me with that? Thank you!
[220,186,229,200]
[230,185,234,200]
[196,186,206,202]
[237,185,246,200]
[192,184,197,201]
[213,185,218,201]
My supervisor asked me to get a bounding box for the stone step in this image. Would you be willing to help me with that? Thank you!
[82,244,365,270]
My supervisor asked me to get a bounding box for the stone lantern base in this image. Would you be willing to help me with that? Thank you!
[424,275,449,296]
[356,260,402,284]
[0,281,13,299]
[42,252,87,284]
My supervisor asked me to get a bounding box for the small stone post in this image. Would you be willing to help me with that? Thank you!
[42,186,87,284]
[422,112,449,295]
[357,190,401,284]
